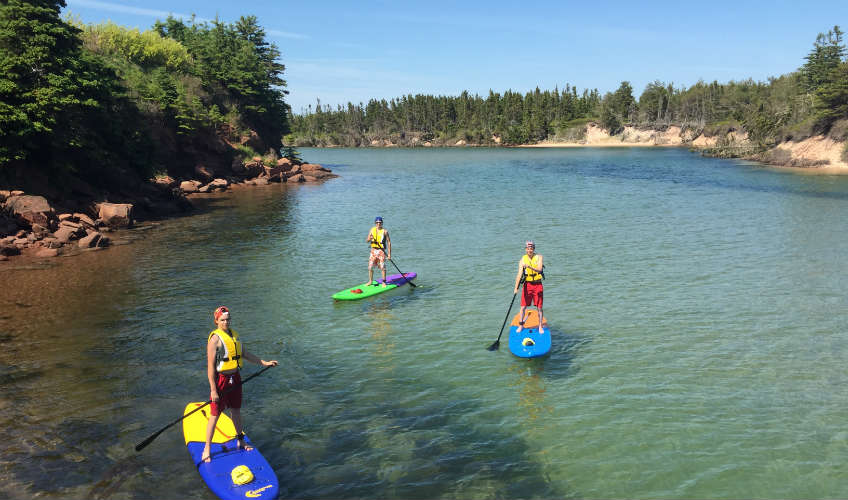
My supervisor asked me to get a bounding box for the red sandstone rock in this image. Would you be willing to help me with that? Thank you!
[79,232,102,248]
[0,243,20,256]
[241,162,264,178]
[180,180,201,193]
[4,195,55,227]
[53,226,82,243]
[209,178,229,190]
[98,203,133,228]
[74,213,96,227]
[35,247,59,258]
[194,164,214,182]
[301,163,331,173]
[153,175,178,189]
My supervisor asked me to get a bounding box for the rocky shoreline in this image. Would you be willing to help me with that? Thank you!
[0,156,337,262]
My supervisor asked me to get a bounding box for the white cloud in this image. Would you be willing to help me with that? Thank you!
[67,0,309,39]
[67,0,209,23]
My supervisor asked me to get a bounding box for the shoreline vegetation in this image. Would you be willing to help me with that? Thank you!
[2,3,847,262]
[0,2,337,263]
[286,27,848,171]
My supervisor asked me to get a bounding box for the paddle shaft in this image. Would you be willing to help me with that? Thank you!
[488,276,525,350]
[134,365,274,452]
[371,240,416,287]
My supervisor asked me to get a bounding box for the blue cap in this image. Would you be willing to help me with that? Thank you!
[375,216,383,222]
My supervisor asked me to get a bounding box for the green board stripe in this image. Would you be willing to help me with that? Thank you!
[332,281,399,300]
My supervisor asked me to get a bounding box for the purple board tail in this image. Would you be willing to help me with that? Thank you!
[379,272,417,286]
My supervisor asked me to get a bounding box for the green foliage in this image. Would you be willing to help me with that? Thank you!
[72,20,193,71]
[281,145,302,162]
[234,143,258,160]
[813,62,848,127]
[1,5,290,189]
[801,26,845,92]
[0,0,153,184]
[288,86,602,146]
[154,15,289,150]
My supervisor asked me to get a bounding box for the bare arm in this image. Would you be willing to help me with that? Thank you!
[385,232,391,259]
[242,349,278,367]
[207,336,219,402]
[514,260,525,293]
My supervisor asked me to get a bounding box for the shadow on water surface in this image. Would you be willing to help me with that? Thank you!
[499,326,590,382]
[266,374,574,499]
[1,417,122,495]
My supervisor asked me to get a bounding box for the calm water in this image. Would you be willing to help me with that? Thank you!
[2,147,848,499]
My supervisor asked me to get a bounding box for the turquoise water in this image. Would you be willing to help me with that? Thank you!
[2,147,848,498]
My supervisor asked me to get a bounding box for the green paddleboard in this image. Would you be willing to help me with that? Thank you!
[332,272,417,301]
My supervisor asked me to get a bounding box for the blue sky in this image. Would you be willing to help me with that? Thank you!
[64,0,847,114]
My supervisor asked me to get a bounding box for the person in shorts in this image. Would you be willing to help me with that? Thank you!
[201,306,277,463]
[513,240,545,333]
[366,216,391,287]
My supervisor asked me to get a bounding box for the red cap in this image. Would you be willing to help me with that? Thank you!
[214,306,229,321]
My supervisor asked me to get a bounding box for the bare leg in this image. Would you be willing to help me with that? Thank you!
[202,412,220,462]
[381,264,387,287]
[517,305,527,332]
[230,408,253,451]
[368,265,374,285]
[537,306,545,332]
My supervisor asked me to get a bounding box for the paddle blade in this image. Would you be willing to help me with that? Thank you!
[487,340,500,351]
[135,431,160,452]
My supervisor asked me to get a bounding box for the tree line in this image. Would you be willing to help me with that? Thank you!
[288,26,848,149]
[0,0,290,191]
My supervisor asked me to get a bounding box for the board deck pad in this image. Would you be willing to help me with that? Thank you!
[332,272,417,300]
[182,402,279,500]
[507,310,552,358]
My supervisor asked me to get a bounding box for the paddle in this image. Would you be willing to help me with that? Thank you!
[134,365,274,452]
[371,240,416,288]
[487,276,525,351]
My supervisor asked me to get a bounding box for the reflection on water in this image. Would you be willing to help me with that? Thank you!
[508,361,555,428]
[365,301,396,361]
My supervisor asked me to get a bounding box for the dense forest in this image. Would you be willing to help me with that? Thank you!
[288,27,848,151]
[0,0,290,193]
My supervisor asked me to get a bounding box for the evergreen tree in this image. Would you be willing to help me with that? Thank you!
[801,26,845,92]
[0,0,91,166]
[814,62,848,126]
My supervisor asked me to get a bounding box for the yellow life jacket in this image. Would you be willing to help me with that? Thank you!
[522,254,542,283]
[209,328,243,372]
[370,227,387,249]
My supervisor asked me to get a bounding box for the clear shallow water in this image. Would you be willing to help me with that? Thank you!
[1,147,848,499]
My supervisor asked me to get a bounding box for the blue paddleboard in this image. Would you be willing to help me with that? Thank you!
[507,310,551,358]
[182,402,279,500]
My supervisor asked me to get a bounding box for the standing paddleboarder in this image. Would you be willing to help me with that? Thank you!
[366,216,391,287]
[514,240,545,333]
[201,306,277,463]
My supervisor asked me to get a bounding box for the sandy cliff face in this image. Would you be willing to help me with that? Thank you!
[769,136,848,169]
[536,123,847,171]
